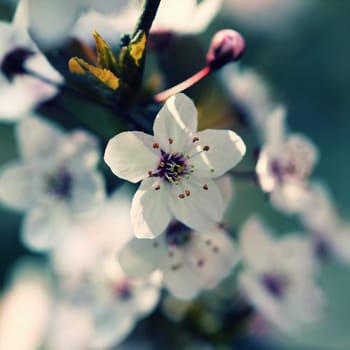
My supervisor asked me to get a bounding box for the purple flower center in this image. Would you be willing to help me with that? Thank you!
[165,221,192,246]
[1,47,35,81]
[155,150,189,183]
[261,273,288,299]
[47,168,73,199]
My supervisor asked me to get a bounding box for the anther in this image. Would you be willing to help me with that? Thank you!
[193,137,199,142]
[155,185,161,191]
[168,138,173,144]
[159,162,165,167]
[203,184,208,190]
[210,168,215,173]
[153,143,159,149]
[185,190,191,197]
[148,170,153,176]
[203,145,210,151]
[178,194,185,199]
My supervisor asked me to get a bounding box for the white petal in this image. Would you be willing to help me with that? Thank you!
[190,129,246,178]
[168,178,224,231]
[65,130,101,171]
[333,226,350,265]
[21,204,69,252]
[104,131,158,183]
[15,116,64,162]
[162,249,201,300]
[0,162,43,210]
[239,216,274,272]
[118,238,162,278]
[0,77,57,122]
[153,93,198,153]
[215,175,233,210]
[69,171,105,214]
[130,178,172,238]
[27,0,81,48]
[186,227,239,289]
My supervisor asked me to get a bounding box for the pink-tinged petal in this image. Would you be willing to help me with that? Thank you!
[239,216,274,272]
[186,227,239,289]
[118,238,163,278]
[153,93,198,153]
[190,129,246,178]
[130,178,172,238]
[104,131,158,183]
[264,106,287,155]
[0,162,43,210]
[15,116,64,162]
[168,178,224,231]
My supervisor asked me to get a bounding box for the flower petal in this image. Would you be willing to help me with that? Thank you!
[168,178,224,231]
[21,204,69,252]
[118,237,163,278]
[15,116,64,162]
[0,162,43,210]
[153,93,198,153]
[186,227,239,289]
[104,131,158,183]
[130,178,172,238]
[239,216,274,272]
[190,129,246,178]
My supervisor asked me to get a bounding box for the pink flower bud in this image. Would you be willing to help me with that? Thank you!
[206,29,245,70]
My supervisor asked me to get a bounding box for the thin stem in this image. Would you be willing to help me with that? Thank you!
[154,66,212,103]
[132,0,162,38]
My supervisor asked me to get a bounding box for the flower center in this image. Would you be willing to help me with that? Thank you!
[261,272,288,299]
[155,150,189,183]
[165,221,192,247]
[113,279,133,301]
[1,47,35,81]
[47,167,73,199]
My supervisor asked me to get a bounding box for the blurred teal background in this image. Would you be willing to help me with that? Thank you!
[1,1,350,349]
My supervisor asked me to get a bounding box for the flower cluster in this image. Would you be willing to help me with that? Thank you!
[0,0,347,349]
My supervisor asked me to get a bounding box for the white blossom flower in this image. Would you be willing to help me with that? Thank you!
[0,115,105,251]
[104,93,246,238]
[300,182,350,265]
[238,216,325,333]
[119,222,238,300]
[256,107,318,213]
[0,20,63,121]
[0,259,52,350]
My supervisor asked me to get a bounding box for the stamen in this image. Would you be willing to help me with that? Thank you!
[168,138,173,144]
[185,190,191,197]
[193,137,199,142]
[203,184,209,190]
[155,184,161,191]
[178,193,185,199]
[210,168,215,173]
[148,170,153,176]
[153,143,160,149]
[203,145,210,151]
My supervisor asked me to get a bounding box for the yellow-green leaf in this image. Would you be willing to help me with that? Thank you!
[68,57,119,91]
[93,31,118,71]
[128,30,147,67]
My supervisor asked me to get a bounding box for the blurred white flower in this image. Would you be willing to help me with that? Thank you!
[223,0,315,34]
[238,216,324,333]
[0,20,63,121]
[0,259,52,350]
[119,222,238,300]
[105,93,245,238]
[256,107,318,213]
[0,115,105,251]
[300,182,350,265]
[14,0,129,48]
[220,65,276,139]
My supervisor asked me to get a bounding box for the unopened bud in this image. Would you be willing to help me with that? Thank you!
[206,29,245,70]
